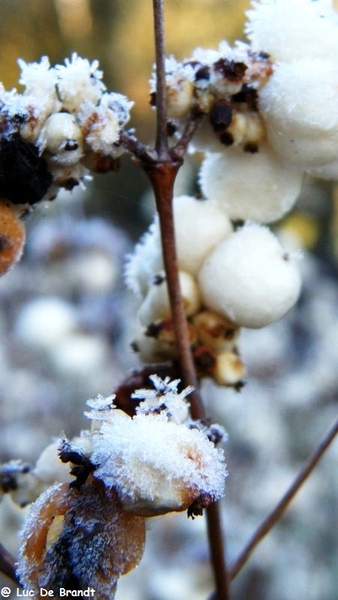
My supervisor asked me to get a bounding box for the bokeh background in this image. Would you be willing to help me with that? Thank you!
[0,1,337,600]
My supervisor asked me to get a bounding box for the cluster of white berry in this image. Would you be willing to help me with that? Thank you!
[127,0,338,386]
[0,53,133,197]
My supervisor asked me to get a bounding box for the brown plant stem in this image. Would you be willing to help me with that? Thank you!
[206,502,232,600]
[229,415,338,580]
[148,3,230,599]
[0,542,20,586]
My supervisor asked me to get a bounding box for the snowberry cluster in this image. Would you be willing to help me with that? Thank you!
[0,54,133,276]
[127,0,338,385]
[126,195,301,386]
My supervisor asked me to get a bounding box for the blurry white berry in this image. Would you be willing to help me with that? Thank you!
[199,145,304,223]
[198,223,302,328]
[259,59,338,168]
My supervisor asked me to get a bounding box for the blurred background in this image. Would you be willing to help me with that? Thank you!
[0,1,337,600]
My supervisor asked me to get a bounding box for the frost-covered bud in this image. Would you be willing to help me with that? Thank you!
[80,93,132,156]
[199,146,304,223]
[245,0,338,62]
[87,383,226,516]
[212,351,247,387]
[258,59,338,168]
[193,310,239,352]
[54,53,106,112]
[41,113,83,164]
[17,480,145,599]
[138,270,200,326]
[198,223,302,328]
[0,199,26,276]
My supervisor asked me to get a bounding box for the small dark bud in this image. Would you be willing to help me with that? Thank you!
[209,99,232,133]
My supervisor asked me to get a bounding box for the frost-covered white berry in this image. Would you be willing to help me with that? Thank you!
[40,113,83,164]
[199,146,304,223]
[198,223,302,328]
[245,0,338,62]
[259,59,338,168]
[54,53,106,112]
[79,93,133,156]
[86,381,226,516]
[138,271,200,326]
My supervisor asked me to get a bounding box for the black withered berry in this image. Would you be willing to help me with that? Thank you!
[0,134,53,205]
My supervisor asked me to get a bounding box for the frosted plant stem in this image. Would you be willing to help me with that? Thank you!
[229,415,338,580]
[0,542,20,586]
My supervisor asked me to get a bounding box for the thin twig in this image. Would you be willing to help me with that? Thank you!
[152,0,169,159]
[172,111,205,160]
[148,3,231,598]
[206,502,232,600]
[0,542,20,586]
[229,415,338,580]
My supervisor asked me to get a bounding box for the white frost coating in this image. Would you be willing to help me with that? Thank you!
[259,59,338,168]
[89,411,226,515]
[85,378,226,515]
[18,57,59,104]
[134,374,192,424]
[54,53,106,112]
[198,223,302,328]
[246,0,338,61]
[137,270,201,326]
[199,147,304,223]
